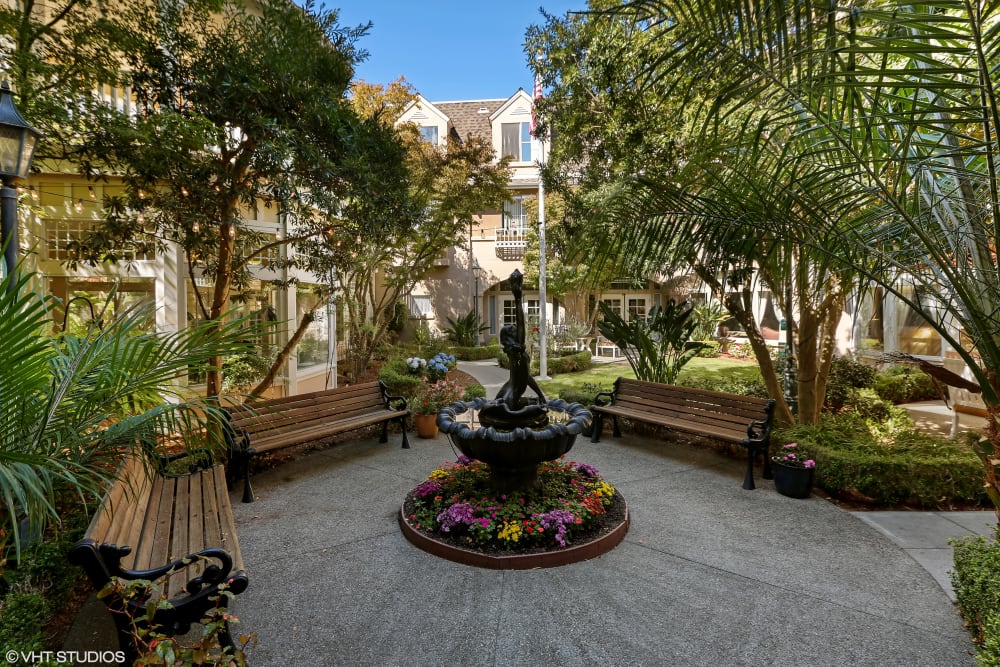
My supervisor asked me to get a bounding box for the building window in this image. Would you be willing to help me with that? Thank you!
[501,298,540,325]
[296,286,330,369]
[49,276,155,335]
[409,294,432,319]
[501,122,531,162]
[897,284,942,356]
[419,125,438,146]
[601,298,622,318]
[502,196,528,230]
[628,298,646,322]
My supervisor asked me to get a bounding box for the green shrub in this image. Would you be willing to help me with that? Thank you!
[547,350,593,374]
[825,356,878,411]
[979,611,1000,666]
[452,343,502,361]
[779,412,989,506]
[951,527,1000,650]
[695,340,720,358]
[678,374,769,398]
[377,357,422,397]
[874,366,941,404]
[462,384,487,401]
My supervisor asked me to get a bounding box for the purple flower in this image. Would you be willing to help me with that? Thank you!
[534,509,578,547]
[414,481,443,498]
[437,503,475,532]
[456,455,472,465]
[576,463,600,477]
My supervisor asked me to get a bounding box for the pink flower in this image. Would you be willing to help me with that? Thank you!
[804,459,816,469]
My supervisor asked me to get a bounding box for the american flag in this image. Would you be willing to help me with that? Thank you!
[531,73,543,138]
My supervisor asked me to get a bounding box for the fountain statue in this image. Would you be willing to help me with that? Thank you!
[437,270,591,494]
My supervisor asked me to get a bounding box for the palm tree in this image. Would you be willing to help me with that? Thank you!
[0,272,249,565]
[556,0,1000,518]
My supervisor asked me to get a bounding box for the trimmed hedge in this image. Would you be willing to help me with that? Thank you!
[377,357,422,397]
[498,348,592,376]
[452,344,502,361]
[951,527,1000,661]
[778,412,989,507]
[874,366,941,403]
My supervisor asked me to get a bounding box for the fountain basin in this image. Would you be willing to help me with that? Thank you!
[437,397,592,494]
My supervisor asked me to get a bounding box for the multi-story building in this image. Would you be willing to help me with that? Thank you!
[397,90,681,346]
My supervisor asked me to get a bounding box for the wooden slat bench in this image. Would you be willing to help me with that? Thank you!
[591,377,776,489]
[69,455,248,665]
[225,380,410,502]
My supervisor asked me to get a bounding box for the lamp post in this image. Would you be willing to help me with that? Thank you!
[472,258,483,346]
[0,80,42,284]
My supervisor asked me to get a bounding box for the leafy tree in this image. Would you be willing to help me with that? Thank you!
[547,0,1000,518]
[66,0,372,397]
[528,1,865,426]
[295,79,512,381]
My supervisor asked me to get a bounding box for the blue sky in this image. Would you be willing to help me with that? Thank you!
[325,1,585,102]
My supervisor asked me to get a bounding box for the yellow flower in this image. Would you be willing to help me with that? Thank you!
[592,481,615,498]
[429,469,449,481]
[497,521,523,542]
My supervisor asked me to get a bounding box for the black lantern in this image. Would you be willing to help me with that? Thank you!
[0,80,42,284]
[0,80,41,182]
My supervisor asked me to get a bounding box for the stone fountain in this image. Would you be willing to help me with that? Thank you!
[437,269,592,494]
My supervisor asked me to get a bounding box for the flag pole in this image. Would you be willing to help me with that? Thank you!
[533,73,550,380]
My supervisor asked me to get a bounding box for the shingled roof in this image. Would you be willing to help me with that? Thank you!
[434,99,506,143]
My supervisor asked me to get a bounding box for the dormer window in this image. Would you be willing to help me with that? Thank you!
[419,125,439,146]
[501,122,531,162]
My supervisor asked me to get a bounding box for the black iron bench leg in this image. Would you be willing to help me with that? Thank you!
[241,450,255,503]
[742,448,757,490]
[762,447,773,480]
[398,416,410,449]
[590,413,603,443]
[380,420,389,443]
[612,415,622,438]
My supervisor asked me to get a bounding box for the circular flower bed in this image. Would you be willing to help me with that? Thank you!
[402,456,625,557]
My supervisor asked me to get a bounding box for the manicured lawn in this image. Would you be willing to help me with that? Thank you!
[538,356,763,397]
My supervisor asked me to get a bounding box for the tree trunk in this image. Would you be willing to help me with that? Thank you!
[250,310,315,397]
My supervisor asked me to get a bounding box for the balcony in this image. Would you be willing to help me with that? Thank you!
[495,227,526,260]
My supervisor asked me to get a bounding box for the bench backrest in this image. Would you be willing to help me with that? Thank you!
[228,381,390,435]
[613,378,772,434]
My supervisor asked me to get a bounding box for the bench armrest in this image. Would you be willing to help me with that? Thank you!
[119,547,238,593]
[379,380,408,411]
[593,390,615,407]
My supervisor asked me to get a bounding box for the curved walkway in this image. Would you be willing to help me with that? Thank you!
[62,360,988,665]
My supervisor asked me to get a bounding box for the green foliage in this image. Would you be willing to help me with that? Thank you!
[695,340,720,358]
[462,384,487,401]
[691,302,728,341]
[874,367,941,404]
[547,349,594,375]
[979,611,1000,667]
[451,343,502,361]
[951,528,1000,648]
[825,357,879,412]
[377,357,423,397]
[678,374,770,398]
[442,312,488,347]
[222,346,274,394]
[779,412,989,507]
[103,580,255,665]
[597,300,706,384]
[0,274,247,565]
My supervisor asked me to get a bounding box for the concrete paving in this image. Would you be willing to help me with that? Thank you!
[58,360,996,665]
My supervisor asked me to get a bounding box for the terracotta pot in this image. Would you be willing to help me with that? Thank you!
[414,413,438,439]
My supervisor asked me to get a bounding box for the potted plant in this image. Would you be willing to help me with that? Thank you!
[411,379,462,438]
[771,442,817,498]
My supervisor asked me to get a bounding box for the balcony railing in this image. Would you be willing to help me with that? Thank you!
[495,227,526,260]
